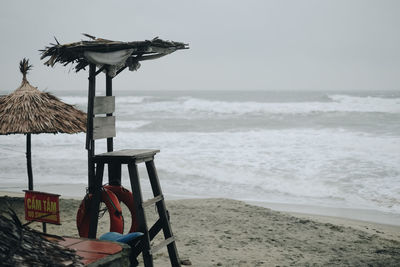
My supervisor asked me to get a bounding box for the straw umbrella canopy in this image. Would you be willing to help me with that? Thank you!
[0,59,86,190]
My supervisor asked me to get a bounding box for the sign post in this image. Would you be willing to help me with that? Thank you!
[24,191,61,232]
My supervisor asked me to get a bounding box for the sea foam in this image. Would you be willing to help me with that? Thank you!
[1,91,399,215]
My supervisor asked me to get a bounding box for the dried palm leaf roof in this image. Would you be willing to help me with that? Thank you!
[40,34,189,72]
[0,59,86,135]
[0,208,83,266]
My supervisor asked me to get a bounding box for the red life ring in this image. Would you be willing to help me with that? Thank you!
[76,188,124,238]
[104,185,139,233]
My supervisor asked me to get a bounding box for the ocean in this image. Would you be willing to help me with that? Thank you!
[1,90,399,219]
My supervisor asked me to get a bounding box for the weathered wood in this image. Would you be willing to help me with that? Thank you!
[105,74,114,151]
[88,162,104,238]
[93,116,116,140]
[108,163,122,186]
[93,149,159,165]
[93,96,115,115]
[127,162,154,267]
[104,73,121,186]
[115,66,127,77]
[26,133,33,190]
[95,149,159,158]
[90,150,180,266]
[142,195,163,208]
[95,65,106,76]
[149,218,163,241]
[86,64,96,151]
[87,63,96,192]
[146,160,181,266]
[149,237,175,255]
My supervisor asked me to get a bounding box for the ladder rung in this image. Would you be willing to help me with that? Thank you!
[149,237,175,255]
[142,194,164,208]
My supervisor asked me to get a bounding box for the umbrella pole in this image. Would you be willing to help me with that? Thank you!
[26,133,33,190]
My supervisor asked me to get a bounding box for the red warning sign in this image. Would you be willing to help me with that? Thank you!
[24,191,60,225]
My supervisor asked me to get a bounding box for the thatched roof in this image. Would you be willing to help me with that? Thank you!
[40,34,189,73]
[0,59,86,135]
[0,208,83,266]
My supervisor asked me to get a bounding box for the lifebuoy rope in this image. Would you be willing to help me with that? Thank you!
[77,186,124,237]
[102,187,122,217]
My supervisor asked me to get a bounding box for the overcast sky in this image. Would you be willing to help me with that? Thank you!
[0,0,399,93]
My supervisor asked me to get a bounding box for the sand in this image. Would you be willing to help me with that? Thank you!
[1,194,400,266]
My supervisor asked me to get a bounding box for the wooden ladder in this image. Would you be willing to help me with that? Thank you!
[89,149,181,267]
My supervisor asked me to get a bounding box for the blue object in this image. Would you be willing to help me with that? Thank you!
[100,232,144,244]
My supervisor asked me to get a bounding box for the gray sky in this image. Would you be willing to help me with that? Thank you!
[0,0,399,93]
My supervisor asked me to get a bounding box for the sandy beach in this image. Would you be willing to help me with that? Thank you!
[1,193,400,266]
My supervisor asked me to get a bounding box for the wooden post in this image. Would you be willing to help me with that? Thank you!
[87,64,96,193]
[128,162,153,267]
[26,133,33,190]
[88,162,104,238]
[106,72,121,186]
[106,73,113,152]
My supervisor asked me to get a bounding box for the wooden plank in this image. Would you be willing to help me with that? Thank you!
[93,116,116,140]
[142,195,163,208]
[95,149,159,159]
[149,237,175,255]
[93,96,115,114]
[135,157,154,164]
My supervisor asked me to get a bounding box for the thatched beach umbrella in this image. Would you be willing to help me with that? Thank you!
[0,59,86,190]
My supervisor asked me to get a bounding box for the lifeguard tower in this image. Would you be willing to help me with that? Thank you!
[41,34,188,266]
